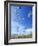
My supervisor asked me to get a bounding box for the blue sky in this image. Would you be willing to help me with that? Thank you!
[11,5,32,35]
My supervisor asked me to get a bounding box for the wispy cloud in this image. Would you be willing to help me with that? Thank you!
[28,11,32,18]
[11,21,32,35]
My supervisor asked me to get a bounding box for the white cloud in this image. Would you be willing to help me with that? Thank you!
[11,21,32,35]
[24,28,32,35]
[17,7,19,9]
[28,11,32,18]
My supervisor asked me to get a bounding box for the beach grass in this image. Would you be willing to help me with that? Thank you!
[17,34,32,38]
